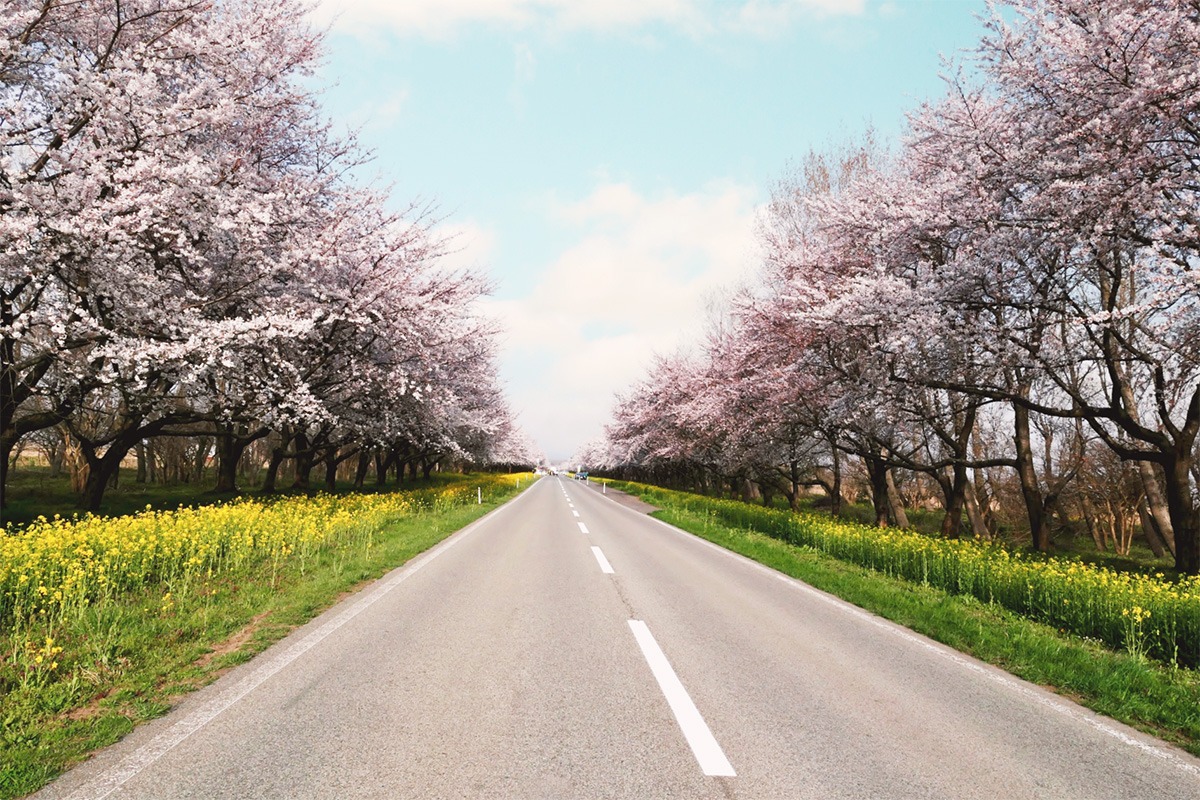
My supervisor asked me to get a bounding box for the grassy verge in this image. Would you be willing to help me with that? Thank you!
[606,480,1200,757]
[0,475,533,799]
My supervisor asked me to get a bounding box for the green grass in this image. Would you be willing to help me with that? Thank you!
[606,481,1200,757]
[0,478,533,799]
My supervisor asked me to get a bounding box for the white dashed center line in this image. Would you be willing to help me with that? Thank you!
[628,620,735,777]
[591,546,615,574]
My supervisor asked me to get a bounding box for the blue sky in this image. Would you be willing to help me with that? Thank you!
[309,0,990,461]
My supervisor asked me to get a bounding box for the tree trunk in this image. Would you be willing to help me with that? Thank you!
[963,482,988,539]
[788,460,801,511]
[830,445,842,518]
[938,462,968,538]
[135,441,147,484]
[1161,454,1199,575]
[0,434,11,510]
[324,448,338,491]
[260,440,289,494]
[65,433,88,494]
[78,431,143,511]
[885,468,909,528]
[1013,402,1049,551]
[1136,461,1175,556]
[214,431,248,493]
[375,450,388,487]
[355,450,371,489]
[783,486,797,511]
[1136,497,1166,558]
[80,458,117,512]
[865,455,890,527]
[6,437,24,475]
[1113,503,1130,554]
[193,436,210,484]
[291,433,313,491]
[1079,495,1103,550]
[49,435,65,478]
[971,461,997,538]
[293,455,313,490]
[144,439,156,484]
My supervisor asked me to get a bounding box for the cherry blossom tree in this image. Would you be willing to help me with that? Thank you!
[2,0,526,509]
[597,0,1200,574]
[893,0,1200,570]
[1,0,335,506]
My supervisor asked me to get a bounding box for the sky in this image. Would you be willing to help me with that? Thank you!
[307,0,991,462]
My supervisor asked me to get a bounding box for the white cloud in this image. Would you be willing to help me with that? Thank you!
[499,181,756,350]
[553,0,708,34]
[342,87,409,134]
[514,43,537,83]
[732,0,868,36]
[433,220,497,275]
[312,0,523,39]
[311,0,863,39]
[483,180,761,458]
[509,42,537,113]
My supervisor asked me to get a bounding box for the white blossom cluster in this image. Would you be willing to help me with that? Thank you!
[1,0,534,507]
[595,0,1200,574]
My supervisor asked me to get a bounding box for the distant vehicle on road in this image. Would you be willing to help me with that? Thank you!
[576,471,589,481]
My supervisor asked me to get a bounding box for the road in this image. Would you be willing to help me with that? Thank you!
[35,476,1200,799]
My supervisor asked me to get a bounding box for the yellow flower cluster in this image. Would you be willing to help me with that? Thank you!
[12,634,66,689]
[28,636,63,670]
[634,483,1200,666]
[1,474,525,629]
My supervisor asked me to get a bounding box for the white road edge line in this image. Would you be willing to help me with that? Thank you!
[627,620,736,777]
[61,485,539,800]
[578,522,590,534]
[591,546,615,574]
[595,489,1200,778]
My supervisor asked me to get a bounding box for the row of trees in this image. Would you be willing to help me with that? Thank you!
[2,0,537,512]
[587,0,1200,574]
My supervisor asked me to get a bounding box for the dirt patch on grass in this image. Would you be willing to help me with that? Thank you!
[60,611,273,724]
[63,689,120,722]
[193,611,272,670]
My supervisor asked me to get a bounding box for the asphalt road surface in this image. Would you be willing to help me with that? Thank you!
[35,476,1200,799]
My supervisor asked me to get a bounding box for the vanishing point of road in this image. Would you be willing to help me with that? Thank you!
[34,477,1200,799]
